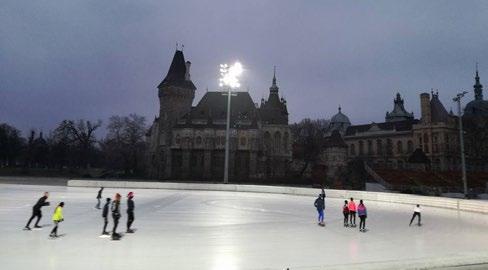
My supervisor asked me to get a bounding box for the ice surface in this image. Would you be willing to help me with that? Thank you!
[1,183,488,270]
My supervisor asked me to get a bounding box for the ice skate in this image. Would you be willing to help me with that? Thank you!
[23,226,31,231]
[126,229,135,233]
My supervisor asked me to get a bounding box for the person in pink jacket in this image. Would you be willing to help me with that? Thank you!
[348,198,357,227]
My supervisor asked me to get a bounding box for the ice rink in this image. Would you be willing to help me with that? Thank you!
[1,183,488,270]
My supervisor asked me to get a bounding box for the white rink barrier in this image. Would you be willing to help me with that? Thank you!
[67,180,488,214]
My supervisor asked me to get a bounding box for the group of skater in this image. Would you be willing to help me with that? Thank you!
[23,186,423,239]
[314,188,422,232]
[23,187,136,240]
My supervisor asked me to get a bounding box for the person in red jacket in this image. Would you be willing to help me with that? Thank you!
[342,200,349,227]
[348,198,357,227]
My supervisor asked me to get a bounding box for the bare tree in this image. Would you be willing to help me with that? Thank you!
[101,114,146,176]
[290,118,330,177]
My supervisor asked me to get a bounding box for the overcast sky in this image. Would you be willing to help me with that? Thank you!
[1,0,488,136]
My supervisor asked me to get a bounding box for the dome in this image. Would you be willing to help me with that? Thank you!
[464,100,488,117]
[329,106,351,133]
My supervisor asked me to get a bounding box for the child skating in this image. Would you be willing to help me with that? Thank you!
[348,197,357,227]
[101,198,111,236]
[111,193,122,240]
[50,202,64,238]
[25,192,50,230]
[96,187,104,209]
[342,200,349,227]
[126,192,135,233]
[409,204,422,226]
[357,200,367,232]
[314,194,325,226]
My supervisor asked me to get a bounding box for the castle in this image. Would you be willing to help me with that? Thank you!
[146,50,291,181]
[320,68,488,180]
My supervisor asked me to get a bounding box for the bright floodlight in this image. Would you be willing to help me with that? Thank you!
[219,62,243,89]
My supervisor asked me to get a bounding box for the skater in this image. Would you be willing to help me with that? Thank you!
[96,187,104,209]
[50,202,64,237]
[101,198,111,235]
[320,186,326,199]
[348,197,357,227]
[111,193,122,239]
[409,204,422,226]
[358,200,367,232]
[126,192,135,233]
[25,192,50,230]
[314,194,325,226]
[342,200,349,227]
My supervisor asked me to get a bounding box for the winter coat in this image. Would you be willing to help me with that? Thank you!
[96,188,103,199]
[357,204,367,217]
[414,206,421,213]
[102,202,110,218]
[314,197,325,211]
[343,205,349,214]
[52,206,63,221]
[127,198,134,213]
[33,196,49,211]
[111,200,121,219]
[348,201,356,212]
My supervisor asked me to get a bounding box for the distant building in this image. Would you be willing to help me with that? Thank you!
[323,91,460,172]
[146,50,292,181]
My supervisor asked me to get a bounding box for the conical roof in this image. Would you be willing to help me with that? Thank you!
[158,50,196,90]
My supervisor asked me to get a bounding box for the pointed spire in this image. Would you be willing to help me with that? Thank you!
[338,105,342,113]
[269,66,279,94]
[474,63,483,100]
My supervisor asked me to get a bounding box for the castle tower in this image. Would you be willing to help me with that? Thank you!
[420,93,431,123]
[157,50,196,146]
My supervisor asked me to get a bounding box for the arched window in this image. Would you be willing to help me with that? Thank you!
[397,141,403,154]
[274,131,282,154]
[359,140,364,155]
[386,139,393,155]
[376,139,383,155]
[350,144,356,155]
[407,140,414,153]
[240,137,247,146]
[424,133,429,153]
[283,132,289,152]
[264,132,271,152]
[367,140,373,155]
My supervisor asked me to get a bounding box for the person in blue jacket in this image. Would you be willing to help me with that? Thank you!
[314,194,325,226]
[357,200,367,232]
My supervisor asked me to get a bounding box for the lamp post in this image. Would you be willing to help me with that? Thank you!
[219,62,243,184]
[453,91,468,198]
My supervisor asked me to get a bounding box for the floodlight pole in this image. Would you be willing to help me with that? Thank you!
[453,91,468,198]
[224,86,232,184]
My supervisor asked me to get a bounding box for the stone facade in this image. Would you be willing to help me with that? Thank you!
[146,50,292,181]
[324,91,460,172]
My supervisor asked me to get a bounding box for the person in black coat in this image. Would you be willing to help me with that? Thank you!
[111,193,122,239]
[25,192,50,230]
[314,194,325,226]
[96,187,104,209]
[101,198,111,235]
[126,192,135,233]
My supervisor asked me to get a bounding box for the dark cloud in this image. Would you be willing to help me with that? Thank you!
[1,0,488,136]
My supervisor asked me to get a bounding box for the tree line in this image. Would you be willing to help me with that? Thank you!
[0,114,147,178]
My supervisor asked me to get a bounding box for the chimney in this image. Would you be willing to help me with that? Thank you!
[420,93,431,123]
[185,61,191,81]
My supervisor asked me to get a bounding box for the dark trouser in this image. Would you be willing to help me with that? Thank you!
[102,217,108,233]
[343,212,349,225]
[112,217,119,234]
[127,211,134,230]
[26,209,42,227]
[349,211,356,225]
[96,198,101,209]
[50,221,59,235]
[359,216,366,230]
[410,212,421,225]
